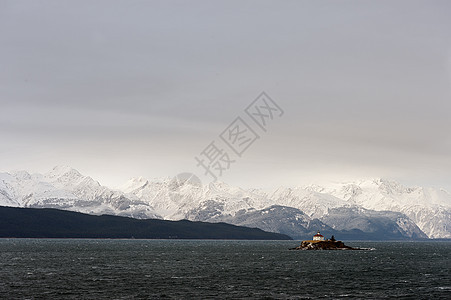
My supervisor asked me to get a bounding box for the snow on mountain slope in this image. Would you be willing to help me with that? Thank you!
[217,205,331,240]
[121,176,203,219]
[0,173,21,207]
[267,186,349,218]
[320,206,427,239]
[0,166,160,219]
[325,178,451,211]
[323,179,451,238]
[121,178,271,220]
[0,170,76,207]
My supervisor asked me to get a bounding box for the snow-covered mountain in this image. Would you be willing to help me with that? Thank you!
[0,166,160,219]
[120,175,430,239]
[321,179,451,239]
[121,177,271,221]
[1,167,449,239]
[267,186,349,219]
[320,206,427,239]
[216,205,332,240]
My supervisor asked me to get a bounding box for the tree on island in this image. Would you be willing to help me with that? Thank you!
[330,235,336,242]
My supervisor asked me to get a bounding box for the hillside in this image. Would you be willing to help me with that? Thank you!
[0,206,291,240]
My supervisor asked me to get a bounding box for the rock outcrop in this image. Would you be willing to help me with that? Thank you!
[290,240,358,250]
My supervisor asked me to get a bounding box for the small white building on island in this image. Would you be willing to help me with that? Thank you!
[313,231,325,241]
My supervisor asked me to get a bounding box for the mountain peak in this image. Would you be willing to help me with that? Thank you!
[120,176,149,193]
[46,165,81,177]
[44,166,88,187]
[10,170,32,180]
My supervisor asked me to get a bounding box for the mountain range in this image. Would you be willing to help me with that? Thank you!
[1,166,449,239]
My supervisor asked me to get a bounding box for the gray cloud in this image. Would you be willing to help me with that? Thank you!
[1,0,450,190]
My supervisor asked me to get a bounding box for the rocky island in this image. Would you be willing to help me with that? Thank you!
[290,232,361,250]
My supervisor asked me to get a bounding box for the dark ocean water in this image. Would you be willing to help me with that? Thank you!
[0,240,449,299]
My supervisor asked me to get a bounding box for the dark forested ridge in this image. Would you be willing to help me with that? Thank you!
[0,206,291,240]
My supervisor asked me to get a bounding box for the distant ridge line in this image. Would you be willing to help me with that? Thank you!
[0,206,291,240]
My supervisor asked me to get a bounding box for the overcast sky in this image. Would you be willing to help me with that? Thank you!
[1,0,450,190]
